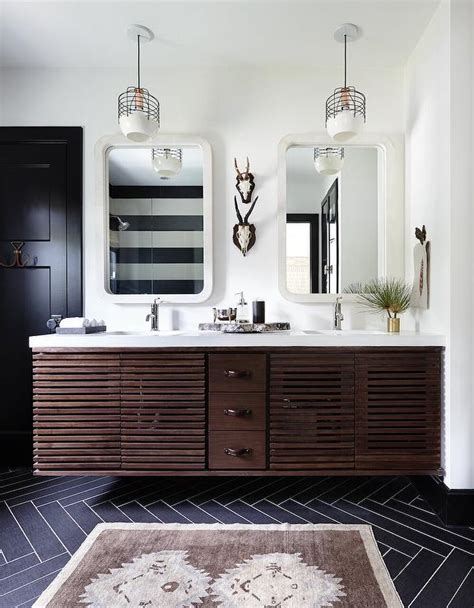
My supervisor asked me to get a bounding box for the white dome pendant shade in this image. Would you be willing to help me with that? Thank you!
[119,106,158,142]
[327,107,365,142]
[326,24,366,142]
[152,148,183,179]
[314,147,344,175]
[119,105,159,142]
[118,25,160,142]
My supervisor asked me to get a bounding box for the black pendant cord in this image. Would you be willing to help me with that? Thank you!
[344,34,347,88]
[137,34,141,90]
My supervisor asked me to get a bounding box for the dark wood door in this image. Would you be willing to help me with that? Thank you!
[355,351,442,472]
[121,352,206,471]
[269,353,355,470]
[33,352,120,472]
[0,127,82,464]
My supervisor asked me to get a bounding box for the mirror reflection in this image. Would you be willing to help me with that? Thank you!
[108,146,204,295]
[286,145,379,294]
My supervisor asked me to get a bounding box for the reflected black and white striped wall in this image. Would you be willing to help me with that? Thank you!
[109,186,204,295]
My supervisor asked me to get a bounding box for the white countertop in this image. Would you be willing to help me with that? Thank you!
[29,329,445,349]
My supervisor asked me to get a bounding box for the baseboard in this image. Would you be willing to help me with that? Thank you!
[410,475,474,527]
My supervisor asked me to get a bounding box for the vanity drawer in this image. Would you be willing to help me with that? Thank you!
[209,354,266,392]
[209,393,266,431]
[209,431,266,469]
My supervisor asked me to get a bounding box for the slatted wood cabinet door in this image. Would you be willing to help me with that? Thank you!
[269,353,355,470]
[121,352,206,471]
[355,350,442,472]
[33,352,121,472]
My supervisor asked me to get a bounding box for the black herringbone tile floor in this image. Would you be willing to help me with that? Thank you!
[0,471,473,607]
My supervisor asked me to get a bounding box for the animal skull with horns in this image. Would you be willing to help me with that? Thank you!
[234,157,255,204]
[233,196,258,256]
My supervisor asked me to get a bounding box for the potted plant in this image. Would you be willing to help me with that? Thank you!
[344,277,412,332]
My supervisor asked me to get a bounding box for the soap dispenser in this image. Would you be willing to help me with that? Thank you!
[235,292,249,323]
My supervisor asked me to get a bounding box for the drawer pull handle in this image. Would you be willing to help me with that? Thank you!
[224,369,250,378]
[224,447,252,457]
[224,408,252,417]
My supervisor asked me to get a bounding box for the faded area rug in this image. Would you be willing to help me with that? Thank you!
[34,523,402,607]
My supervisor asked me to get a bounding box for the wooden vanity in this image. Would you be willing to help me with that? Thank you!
[31,343,443,476]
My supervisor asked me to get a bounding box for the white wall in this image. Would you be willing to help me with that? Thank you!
[471,0,474,491]
[0,64,403,333]
[448,0,473,490]
[405,0,473,489]
[339,147,378,288]
[286,147,335,214]
[405,2,451,336]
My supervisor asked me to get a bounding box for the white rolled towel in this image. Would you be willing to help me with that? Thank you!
[59,317,90,328]
[88,319,106,328]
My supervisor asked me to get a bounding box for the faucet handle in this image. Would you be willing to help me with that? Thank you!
[334,296,344,330]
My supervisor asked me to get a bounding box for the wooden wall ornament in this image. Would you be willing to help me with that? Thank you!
[233,196,258,256]
[0,241,29,268]
[234,157,255,204]
[411,225,430,309]
[233,157,259,256]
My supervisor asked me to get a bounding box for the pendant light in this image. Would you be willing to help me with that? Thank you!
[152,148,183,179]
[118,24,160,142]
[326,23,366,142]
[314,147,344,175]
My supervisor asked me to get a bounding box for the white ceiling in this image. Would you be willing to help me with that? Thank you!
[0,1,439,69]
[109,146,203,186]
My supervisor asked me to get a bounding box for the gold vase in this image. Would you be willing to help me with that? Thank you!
[387,317,400,333]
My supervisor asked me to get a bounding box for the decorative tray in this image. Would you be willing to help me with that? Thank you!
[198,322,290,333]
[55,326,107,334]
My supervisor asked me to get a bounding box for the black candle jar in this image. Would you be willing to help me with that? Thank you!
[252,300,265,324]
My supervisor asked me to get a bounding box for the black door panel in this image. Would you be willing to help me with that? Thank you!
[0,128,82,464]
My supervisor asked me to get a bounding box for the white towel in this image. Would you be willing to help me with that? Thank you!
[59,317,90,328]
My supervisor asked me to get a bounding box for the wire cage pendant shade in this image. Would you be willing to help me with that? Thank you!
[152,148,182,178]
[326,24,366,142]
[118,25,160,142]
[314,147,344,175]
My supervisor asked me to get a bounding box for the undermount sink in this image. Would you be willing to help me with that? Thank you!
[103,329,391,339]
[301,329,386,336]
[108,330,187,336]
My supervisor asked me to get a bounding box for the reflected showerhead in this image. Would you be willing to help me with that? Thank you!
[111,215,130,231]
[118,219,130,231]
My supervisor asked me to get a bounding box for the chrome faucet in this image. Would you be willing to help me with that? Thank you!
[334,296,344,330]
[146,298,163,331]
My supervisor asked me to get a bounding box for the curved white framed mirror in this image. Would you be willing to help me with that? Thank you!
[96,134,212,303]
[278,133,404,303]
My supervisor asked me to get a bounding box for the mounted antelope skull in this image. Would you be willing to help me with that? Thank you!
[233,196,258,256]
[234,157,255,204]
